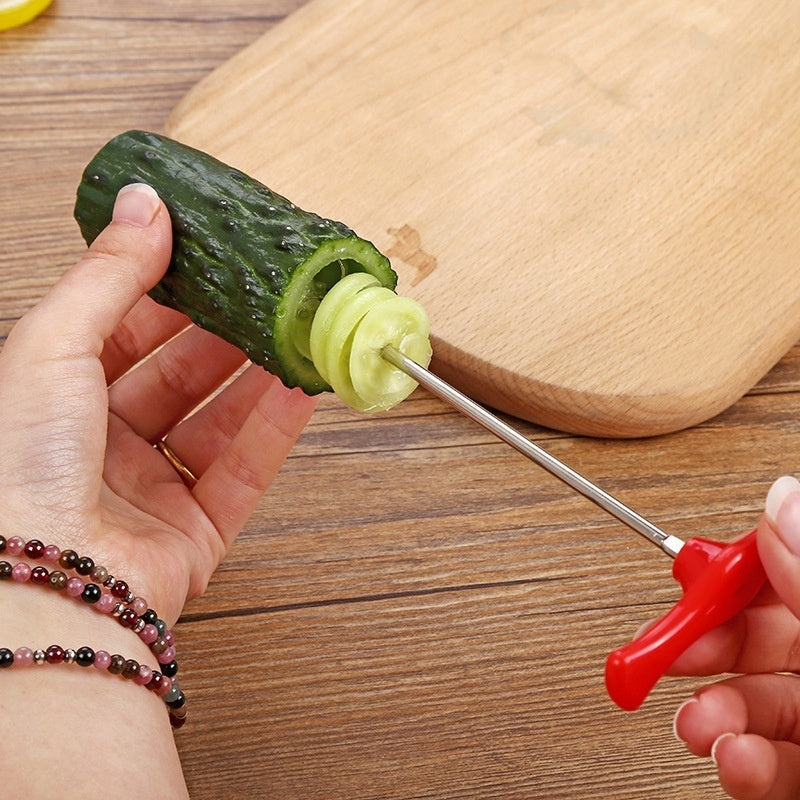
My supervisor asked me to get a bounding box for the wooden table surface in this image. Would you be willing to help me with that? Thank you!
[3,3,799,798]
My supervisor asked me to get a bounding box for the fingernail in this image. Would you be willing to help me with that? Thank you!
[765,475,800,527]
[710,732,736,766]
[672,697,698,743]
[112,183,160,227]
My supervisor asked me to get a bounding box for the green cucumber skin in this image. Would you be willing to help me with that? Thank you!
[73,130,397,393]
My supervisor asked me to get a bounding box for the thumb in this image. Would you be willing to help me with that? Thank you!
[757,475,800,619]
[18,182,172,361]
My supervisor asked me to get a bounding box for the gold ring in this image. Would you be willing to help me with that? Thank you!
[155,438,198,489]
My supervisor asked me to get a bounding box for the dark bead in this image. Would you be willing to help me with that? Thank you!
[151,636,168,655]
[108,654,125,674]
[23,539,45,559]
[161,660,179,678]
[48,570,68,590]
[0,648,13,668]
[166,689,186,709]
[118,608,137,628]
[0,535,6,553]
[147,672,166,693]
[75,646,95,667]
[75,556,94,576]
[90,565,108,583]
[0,562,12,580]
[81,583,102,603]
[170,712,187,729]
[154,619,167,636]
[30,566,49,585]
[111,580,129,599]
[122,659,140,680]
[59,549,79,570]
[45,645,65,664]
[141,608,158,625]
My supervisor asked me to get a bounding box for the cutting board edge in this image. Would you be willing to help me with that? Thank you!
[430,330,796,438]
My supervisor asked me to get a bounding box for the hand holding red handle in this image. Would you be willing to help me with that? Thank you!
[605,530,766,710]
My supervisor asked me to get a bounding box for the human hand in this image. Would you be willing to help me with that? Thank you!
[671,475,800,800]
[0,182,318,627]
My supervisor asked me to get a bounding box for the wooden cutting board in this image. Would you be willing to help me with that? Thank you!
[166,0,800,437]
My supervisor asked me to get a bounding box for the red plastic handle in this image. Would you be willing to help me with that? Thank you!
[605,529,766,710]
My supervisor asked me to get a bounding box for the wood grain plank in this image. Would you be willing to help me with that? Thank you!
[177,592,722,799]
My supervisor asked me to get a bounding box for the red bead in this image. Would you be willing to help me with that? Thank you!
[23,539,45,559]
[146,672,165,693]
[111,580,129,599]
[170,712,187,729]
[45,645,65,664]
[118,608,137,628]
[30,566,50,585]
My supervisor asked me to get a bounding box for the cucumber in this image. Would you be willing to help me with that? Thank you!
[73,129,404,397]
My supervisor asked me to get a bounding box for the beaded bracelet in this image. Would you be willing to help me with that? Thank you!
[0,535,187,729]
[0,556,178,671]
[0,534,178,668]
[0,644,187,727]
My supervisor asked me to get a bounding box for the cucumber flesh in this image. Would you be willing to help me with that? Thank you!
[350,297,432,410]
[309,272,432,411]
[307,271,382,382]
[321,286,398,407]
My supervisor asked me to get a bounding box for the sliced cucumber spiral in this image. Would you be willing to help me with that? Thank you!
[309,272,432,411]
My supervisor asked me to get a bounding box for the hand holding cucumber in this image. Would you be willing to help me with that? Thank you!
[0,182,317,628]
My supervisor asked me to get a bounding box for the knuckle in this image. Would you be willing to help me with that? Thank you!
[221,447,265,493]
[203,398,243,444]
[104,318,143,374]
[85,232,137,271]
[253,391,302,445]
[155,344,202,404]
[77,246,148,299]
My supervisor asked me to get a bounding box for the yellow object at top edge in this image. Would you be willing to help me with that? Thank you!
[0,0,53,31]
